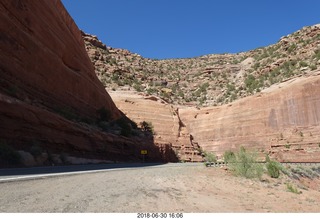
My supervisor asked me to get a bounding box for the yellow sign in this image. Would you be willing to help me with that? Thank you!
[141,150,148,155]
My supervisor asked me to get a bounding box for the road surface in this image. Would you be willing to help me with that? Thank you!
[0,163,320,212]
[0,163,169,182]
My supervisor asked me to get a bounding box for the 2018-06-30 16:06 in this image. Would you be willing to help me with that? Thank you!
[137,213,183,218]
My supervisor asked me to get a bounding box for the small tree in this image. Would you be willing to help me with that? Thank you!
[228,146,263,179]
[204,151,217,165]
[266,155,282,178]
[116,117,132,137]
[223,150,235,163]
[140,121,154,134]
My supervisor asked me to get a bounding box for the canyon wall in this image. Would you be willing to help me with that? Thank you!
[83,25,320,163]
[179,73,320,162]
[0,0,119,119]
[109,91,203,162]
[0,0,175,166]
[109,73,320,163]
[1,0,319,165]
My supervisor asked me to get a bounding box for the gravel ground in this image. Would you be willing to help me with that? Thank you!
[0,163,320,213]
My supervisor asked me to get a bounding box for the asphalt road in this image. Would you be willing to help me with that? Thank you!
[1,162,320,212]
[0,163,200,182]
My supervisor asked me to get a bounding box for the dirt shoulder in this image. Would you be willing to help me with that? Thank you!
[0,163,319,213]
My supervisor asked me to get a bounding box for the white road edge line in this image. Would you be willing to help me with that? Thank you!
[0,163,201,183]
[0,167,137,183]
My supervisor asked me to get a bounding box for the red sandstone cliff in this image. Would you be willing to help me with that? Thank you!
[0,0,174,167]
[179,72,320,162]
[109,91,203,162]
[110,73,320,163]
[0,0,120,119]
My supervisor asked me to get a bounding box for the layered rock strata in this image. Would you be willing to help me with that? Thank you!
[0,0,119,120]
[179,72,320,162]
[109,91,203,162]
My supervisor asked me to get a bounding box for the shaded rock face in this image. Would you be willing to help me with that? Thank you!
[0,0,120,120]
[0,0,177,167]
[1,91,175,165]
[179,72,320,162]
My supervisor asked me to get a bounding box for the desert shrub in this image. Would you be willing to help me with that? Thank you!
[299,61,308,67]
[140,121,154,135]
[116,117,132,137]
[130,120,138,130]
[228,147,264,179]
[286,183,301,194]
[0,141,21,165]
[266,160,282,178]
[244,75,261,93]
[133,83,142,92]
[313,49,320,60]
[311,166,320,176]
[223,150,235,163]
[204,151,217,163]
[292,166,318,179]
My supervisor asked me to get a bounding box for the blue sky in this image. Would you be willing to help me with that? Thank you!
[62,0,320,59]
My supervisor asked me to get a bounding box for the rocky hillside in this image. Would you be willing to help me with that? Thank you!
[0,0,176,167]
[83,24,320,162]
[84,24,320,107]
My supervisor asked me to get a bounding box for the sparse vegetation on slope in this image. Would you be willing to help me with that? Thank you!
[84,24,320,106]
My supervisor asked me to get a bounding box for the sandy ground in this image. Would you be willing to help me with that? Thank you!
[0,163,319,213]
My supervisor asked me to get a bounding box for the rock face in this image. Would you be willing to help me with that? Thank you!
[0,0,119,120]
[109,91,203,162]
[179,72,320,162]
[110,72,320,163]
[0,0,176,167]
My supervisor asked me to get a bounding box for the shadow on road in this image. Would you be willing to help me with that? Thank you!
[0,162,165,177]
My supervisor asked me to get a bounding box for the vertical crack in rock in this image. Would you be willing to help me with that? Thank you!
[171,107,203,162]
[171,106,185,138]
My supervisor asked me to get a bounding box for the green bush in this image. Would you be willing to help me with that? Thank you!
[204,151,217,163]
[228,147,264,179]
[286,183,300,194]
[116,117,132,137]
[313,49,320,60]
[244,75,262,93]
[223,150,235,163]
[265,155,282,178]
[140,121,154,135]
[266,160,281,178]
